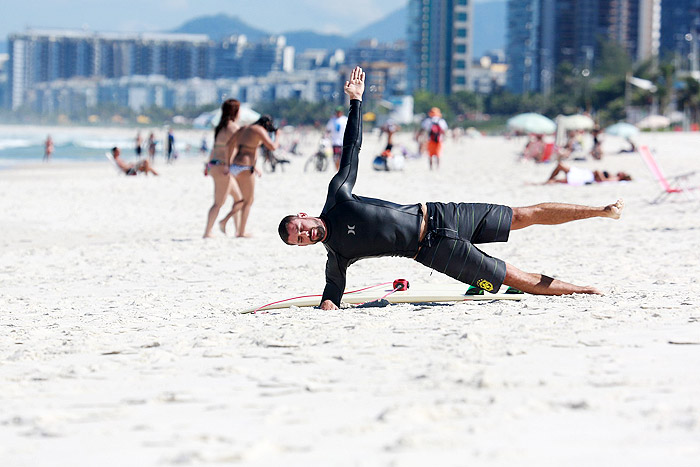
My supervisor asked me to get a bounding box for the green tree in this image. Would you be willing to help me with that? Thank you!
[677,76,700,123]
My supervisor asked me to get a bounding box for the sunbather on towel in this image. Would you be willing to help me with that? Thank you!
[545,162,630,185]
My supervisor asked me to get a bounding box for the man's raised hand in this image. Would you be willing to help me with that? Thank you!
[344,66,365,101]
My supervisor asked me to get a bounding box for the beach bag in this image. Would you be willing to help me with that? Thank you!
[429,121,443,143]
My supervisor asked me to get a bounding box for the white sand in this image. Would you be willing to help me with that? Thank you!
[1,128,699,466]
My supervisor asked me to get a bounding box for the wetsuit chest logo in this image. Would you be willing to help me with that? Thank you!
[347,225,356,235]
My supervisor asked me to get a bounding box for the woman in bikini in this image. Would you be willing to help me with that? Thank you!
[203,99,245,238]
[218,115,279,237]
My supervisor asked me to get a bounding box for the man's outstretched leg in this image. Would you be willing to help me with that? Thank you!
[511,199,623,230]
[503,263,601,295]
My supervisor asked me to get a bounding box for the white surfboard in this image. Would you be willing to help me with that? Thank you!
[242,284,524,313]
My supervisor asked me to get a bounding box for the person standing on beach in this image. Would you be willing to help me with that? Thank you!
[326,106,348,171]
[44,135,54,162]
[135,132,143,158]
[166,128,175,163]
[417,107,448,170]
[203,99,245,238]
[218,115,279,237]
[278,66,625,310]
[147,133,157,161]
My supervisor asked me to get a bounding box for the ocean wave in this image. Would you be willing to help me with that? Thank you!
[0,139,35,150]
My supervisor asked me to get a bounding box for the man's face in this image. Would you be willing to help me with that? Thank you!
[286,214,326,246]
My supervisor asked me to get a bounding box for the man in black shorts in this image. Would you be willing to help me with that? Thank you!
[278,67,624,310]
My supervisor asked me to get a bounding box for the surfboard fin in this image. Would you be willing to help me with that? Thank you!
[505,287,524,294]
[465,286,484,296]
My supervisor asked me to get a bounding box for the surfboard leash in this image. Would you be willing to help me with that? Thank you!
[357,278,410,306]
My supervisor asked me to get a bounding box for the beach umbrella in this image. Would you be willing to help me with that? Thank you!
[605,122,640,138]
[238,104,261,124]
[507,112,556,134]
[559,114,595,130]
[202,104,262,128]
[636,115,671,130]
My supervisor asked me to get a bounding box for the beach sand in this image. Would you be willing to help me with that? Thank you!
[1,128,699,466]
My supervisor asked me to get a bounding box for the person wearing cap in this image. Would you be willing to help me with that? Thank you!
[418,107,448,169]
[326,105,349,170]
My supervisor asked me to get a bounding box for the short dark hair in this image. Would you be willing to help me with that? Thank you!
[278,215,296,244]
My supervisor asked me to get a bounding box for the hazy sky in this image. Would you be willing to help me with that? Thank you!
[1,0,410,40]
[1,0,499,41]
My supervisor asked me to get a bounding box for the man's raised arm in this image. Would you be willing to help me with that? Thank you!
[324,67,366,208]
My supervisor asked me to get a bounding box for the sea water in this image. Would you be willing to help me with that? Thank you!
[0,125,209,169]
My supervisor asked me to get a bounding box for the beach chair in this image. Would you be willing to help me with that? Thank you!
[105,151,126,175]
[638,145,698,203]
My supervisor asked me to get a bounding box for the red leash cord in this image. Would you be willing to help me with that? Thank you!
[249,281,394,314]
[358,278,410,306]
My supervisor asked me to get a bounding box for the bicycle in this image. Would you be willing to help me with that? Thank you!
[304,138,332,172]
[262,146,290,173]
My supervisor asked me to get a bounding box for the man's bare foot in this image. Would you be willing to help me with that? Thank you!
[203,233,214,239]
[236,232,253,238]
[219,219,227,234]
[604,199,624,219]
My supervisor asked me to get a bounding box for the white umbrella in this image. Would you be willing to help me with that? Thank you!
[205,104,262,128]
[558,114,595,130]
[238,104,261,124]
[507,113,556,134]
[636,115,671,130]
[605,122,640,138]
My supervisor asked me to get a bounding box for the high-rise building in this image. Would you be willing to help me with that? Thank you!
[506,0,660,94]
[7,29,213,109]
[660,0,700,72]
[506,0,542,94]
[407,0,474,95]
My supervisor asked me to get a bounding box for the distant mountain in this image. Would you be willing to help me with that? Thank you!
[281,31,353,52]
[170,2,506,57]
[472,0,507,57]
[350,7,407,43]
[172,13,268,41]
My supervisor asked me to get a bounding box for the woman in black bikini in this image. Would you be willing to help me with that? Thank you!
[218,115,279,237]
[203,99,245,238]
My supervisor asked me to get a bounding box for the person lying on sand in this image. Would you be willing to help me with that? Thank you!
[111,147,159,176]
[278,67,625,310]
[545,162,631,185]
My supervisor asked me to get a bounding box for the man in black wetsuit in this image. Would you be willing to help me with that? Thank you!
[278,67,625,310]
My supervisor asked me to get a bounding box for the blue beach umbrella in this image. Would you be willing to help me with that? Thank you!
[605,122,640,138]
[507,112,556,134]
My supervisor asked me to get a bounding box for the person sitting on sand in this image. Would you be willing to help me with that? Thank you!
[522,134,546,161]
[618,137,637,154]
[277,67,626,310]
[545,162,631,185]
[111,147,159,176]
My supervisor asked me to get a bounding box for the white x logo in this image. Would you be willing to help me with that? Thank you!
[347,225,356,235]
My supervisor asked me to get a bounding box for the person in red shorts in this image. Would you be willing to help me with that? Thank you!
[418,107,448,170]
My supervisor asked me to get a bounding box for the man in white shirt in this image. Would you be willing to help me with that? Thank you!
[326,106,348,170]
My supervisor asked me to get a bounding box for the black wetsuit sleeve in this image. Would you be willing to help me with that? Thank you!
[324,99,362,209]
[321,251,351,307]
